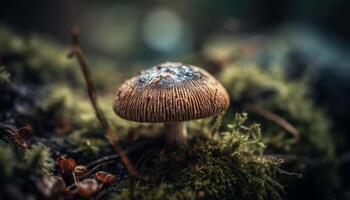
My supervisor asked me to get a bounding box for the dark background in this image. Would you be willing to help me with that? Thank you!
[1,0,350,57]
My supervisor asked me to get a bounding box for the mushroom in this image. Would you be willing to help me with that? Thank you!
[113,62,230,146]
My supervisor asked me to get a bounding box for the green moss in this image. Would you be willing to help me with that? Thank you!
[0,26,123,91]
[0,66,10,83]
[219,66,334,158]
[111,113,285,200]
[66,131,110,156]
[111,184,197,200]
[0,145,15,178]
[0,26,289,200]
[39,86,100,129]
[23,144,54,176]
[37,84,161,157]
[39,85,136,134]
[0,27,80,86]
[0,129,54,178]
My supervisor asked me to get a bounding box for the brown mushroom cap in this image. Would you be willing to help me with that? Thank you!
[113,62,230,122]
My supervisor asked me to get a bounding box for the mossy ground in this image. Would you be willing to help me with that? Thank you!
[0,26,339,200]
[219,65,334,158]
[109,113,286,200]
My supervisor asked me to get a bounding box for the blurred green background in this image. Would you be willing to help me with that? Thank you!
[2,0,349,149]
[1,0,350,199]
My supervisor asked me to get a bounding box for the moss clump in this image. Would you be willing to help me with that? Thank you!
[0,145,15,178]
[219,65,336,200]
[0,26,123,91]
[37,85,144,157]
[0,66,10,83]
[111,184,197,200]
[0,126,54,179]
[219,65,334,158]
[0,26,81,86]
[23,144,54,176]
[111,113,285,200]
[39,85,133,133]
[0,138,54,178]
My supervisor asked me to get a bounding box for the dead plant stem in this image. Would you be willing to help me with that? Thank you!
[68,27,140,178]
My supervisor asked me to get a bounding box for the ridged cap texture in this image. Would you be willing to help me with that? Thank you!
[114,62,230,122]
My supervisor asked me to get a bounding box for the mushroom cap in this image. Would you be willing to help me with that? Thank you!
[113,62,230,122]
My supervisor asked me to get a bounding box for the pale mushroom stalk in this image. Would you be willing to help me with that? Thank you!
[164,122,187,146]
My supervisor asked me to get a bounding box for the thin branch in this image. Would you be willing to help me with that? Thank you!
[244,103,300,141]
[86,138,155,169]
[68,27,140,178]
[86,155,118,169]
[67,138,157,190]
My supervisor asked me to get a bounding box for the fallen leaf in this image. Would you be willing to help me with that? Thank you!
[11,125,32,148]
[76,178,100,197]
[196,191,206,199]
[95,171,117,184]
[36,176,66,198]
[73,165,88,180]
[57,156,76,176]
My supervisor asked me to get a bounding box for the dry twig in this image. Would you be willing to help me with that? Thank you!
[244,103,300,141]
[68,27,140,178]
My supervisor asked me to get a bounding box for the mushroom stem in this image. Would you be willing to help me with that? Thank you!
[164,122,187,146]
